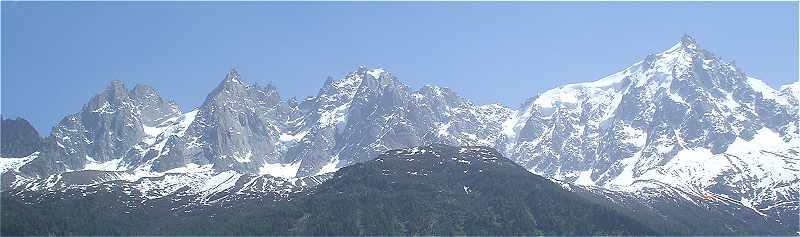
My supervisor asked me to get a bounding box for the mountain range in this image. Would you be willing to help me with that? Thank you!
[1,35,798,235]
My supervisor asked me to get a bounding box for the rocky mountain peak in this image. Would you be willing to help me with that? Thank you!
[131,84,156,95]
[83,81,131,115]
[662,34,700,55]
[130,84,181,126]
[96,80,131,105]
[108,80,127,94]
[204,68,251,105]
[224,68,241,83]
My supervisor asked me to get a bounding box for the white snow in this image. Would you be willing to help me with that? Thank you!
[437,121,452,137]
[367,68,385,79]
[534,88,580,108]
[0,152,38,173]
[667,91,687,104]
[92,101,115,114]
[126,173,202,199]
[747,77,789,105]
[574,170,595,186]
[259,161,301,178]
[462,132,478,141]
[83,157,125,171]
[142,125,163,138]
[653,41,694,74]
[603,126,799,213]
[727,127,787,154]
[315,158,341,175]
[401,147,428,156]
[501,106,529,139]
[164,163,214,174]
[140,110,199,150]
[605,155,641,188]
[279,130,309,143]
[331,72,363,92]
[780,81,800,98]
[176,110,199,134]
[200,171,242,195]
[232,151,253,163]
[740,197,768,217]
[318,102,350,128]
[620,125,646,147]
[532,66,629,109]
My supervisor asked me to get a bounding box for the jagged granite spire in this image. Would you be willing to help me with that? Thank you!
[19,80,182,176]
[151,69,287,174]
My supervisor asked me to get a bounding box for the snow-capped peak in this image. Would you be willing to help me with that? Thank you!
[647,36,706,76]
[523,36,710,112]
[661,34,699,55]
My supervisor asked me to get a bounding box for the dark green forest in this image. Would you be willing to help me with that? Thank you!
[2,145,656,235]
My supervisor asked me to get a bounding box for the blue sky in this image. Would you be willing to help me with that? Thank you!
[2,2,798,134]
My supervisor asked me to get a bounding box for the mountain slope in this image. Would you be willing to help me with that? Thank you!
[278,145,655,235]
[501,35,799,228]
[1,145,656,235]
[563,181,794,235]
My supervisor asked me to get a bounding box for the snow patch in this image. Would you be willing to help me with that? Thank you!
[92,101,115,114]
[367,68,385,79]
[606,155,641,188]
[84,156,125,171]
[165,163,214,174]
[319,102,350,128]
[437,121,452,137]
[620,125,647,147]
[200,171,242,195]
[232,151,253,163]
[315,158,341,175]
[575,170,595,186]
[0,152,38,173]
[279,130,309,143]
[259,161,301,178]
[727,127,787,154]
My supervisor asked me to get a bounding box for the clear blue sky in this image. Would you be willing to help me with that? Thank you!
[2,2,798,134]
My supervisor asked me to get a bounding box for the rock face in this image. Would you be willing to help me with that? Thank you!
[0,117,41,158]
[284,66,512,177]
[150,70,294,174]
[19,81,181,176]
